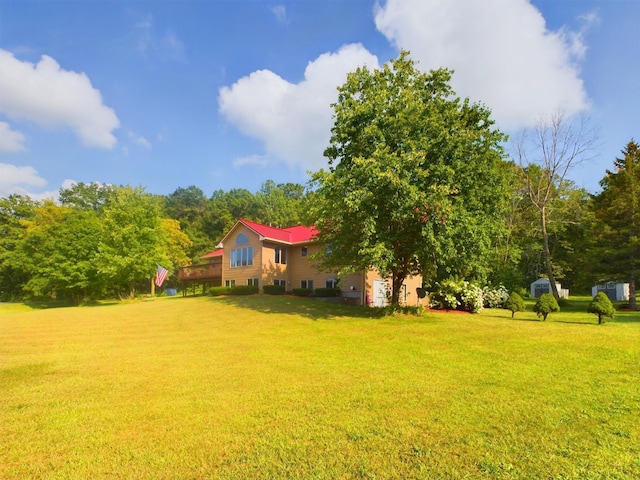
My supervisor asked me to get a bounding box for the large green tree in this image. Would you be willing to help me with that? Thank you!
[59,182,114,212]
[255,180,306,228]
[16,202,104,303]
[96,186,173,298]
[0,195,37,300]
[310,51,510,305]
[165,186,212,260]
[592,140,640,309]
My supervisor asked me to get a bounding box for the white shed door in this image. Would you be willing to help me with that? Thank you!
[373,279,387,307]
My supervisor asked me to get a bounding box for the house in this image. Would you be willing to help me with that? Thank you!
[591,282,629,301]
[530,278,569,299]
[178,218,422,306]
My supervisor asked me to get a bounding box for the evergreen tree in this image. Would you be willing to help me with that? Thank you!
[591,140,640,309]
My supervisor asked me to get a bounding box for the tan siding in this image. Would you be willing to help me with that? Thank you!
[288,244,336,289]
[261,242,289,286]
[221,224,263,286]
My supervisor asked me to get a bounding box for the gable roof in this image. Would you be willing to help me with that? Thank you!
[217,219,317,247]
[201,248,223,259]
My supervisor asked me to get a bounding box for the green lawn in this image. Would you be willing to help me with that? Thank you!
[1,296,639,479]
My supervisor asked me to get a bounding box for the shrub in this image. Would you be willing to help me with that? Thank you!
[209,286,230,296]
[483,285,509,308]
[263,284,286,295]
[228,285,259,295]
[504,292,526,318]
[533,293,559,321]
[313,287,341,297]
[430,278,484,313]
[209,285,258,296]
[291,288,312,297]
[588,292,615,324]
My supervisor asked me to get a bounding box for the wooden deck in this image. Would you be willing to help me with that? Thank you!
[178,263,222,282]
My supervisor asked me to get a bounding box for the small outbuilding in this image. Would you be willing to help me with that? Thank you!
[591,282,629,302]
[530,278,569,299]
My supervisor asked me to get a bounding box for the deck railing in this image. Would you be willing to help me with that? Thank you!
[177,263,222,281]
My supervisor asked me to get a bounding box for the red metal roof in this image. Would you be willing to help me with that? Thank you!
[201,248,223,258]
[237,218,318,244]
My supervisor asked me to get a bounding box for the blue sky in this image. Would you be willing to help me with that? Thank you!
[1,0,638,200]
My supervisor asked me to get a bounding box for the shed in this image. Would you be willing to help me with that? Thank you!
[530,278,569,299]
[591,282,629,302]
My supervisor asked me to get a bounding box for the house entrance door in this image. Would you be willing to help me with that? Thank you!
[373,279,387,307]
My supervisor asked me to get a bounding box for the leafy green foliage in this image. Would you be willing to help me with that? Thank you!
[313,287,341,297]
[504,292,526,318]
[208,286,229,296]
[310,51,509,305]
[18,203,104,303]
[208,285,258,296]
[59,182,114,212]
[0,195,37,301]
[291,288,312,297]
[533,293,560,321]
[591,140,640,309]
[587,292,615,324]
[96,186,170,298]
[516,113,598,299]
[263,284,286,295]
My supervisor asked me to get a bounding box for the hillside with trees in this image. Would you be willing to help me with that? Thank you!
[0,53,635,306]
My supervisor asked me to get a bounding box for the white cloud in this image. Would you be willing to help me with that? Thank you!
[127,130,152,149]
[374,0,592,129]
[271,5,288,24]
[218,43,379,170]
[0,121,26,152]
[134,15,185,62]
[0,49,120,148]
[0,164,77,200]
[233,154,270,168]
[0,162,47,197]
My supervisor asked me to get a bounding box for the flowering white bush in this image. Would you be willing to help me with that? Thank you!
[483,285,510,308]
[430,278,484,313]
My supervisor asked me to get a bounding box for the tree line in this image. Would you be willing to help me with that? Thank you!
[0,52,637,307]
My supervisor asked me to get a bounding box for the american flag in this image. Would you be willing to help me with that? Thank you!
[155,265,169,287]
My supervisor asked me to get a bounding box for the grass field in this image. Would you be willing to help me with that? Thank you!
[1,295,639,479]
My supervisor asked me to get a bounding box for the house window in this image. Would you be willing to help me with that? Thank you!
[275,247,287,265]
[231,247,253,267]
[301,279,314,290]
[326,278,338,288]
[247,278,259,287]
[273,279,286,287]
[235,233,249,245]
[301,246,308,257]
[225,279,236,287]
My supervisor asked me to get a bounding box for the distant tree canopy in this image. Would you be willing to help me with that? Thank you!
[310,51,510,304]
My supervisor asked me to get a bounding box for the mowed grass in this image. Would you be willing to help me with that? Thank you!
[1,296,639,479]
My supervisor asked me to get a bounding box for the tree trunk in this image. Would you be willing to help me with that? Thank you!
[150,276,156,296]
[391,270,406,306]
[541,205,560,300]
[629,274,637,310]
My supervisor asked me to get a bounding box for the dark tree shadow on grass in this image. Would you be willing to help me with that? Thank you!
[204,294,392,321]
[212,294,376,321]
